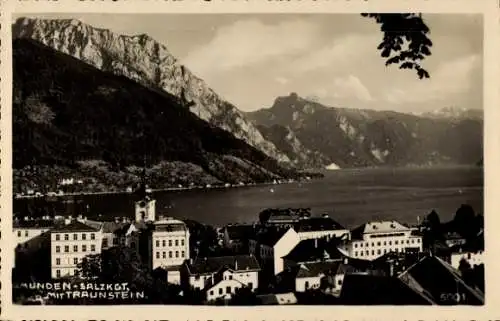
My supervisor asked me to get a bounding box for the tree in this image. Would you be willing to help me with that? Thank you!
[362,13,432,79]
[228,287,260,305]
[453,204,478,240]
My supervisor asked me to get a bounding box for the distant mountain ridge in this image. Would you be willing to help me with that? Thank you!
[247,93,483,169]
[12,39,300,193]
[419,106,483,121]
[12,17,290,165]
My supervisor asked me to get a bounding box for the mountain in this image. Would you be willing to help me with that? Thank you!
[247,93,483,169]
[12,39,301,194]
[12,17,290,165]
[420,106,483,121]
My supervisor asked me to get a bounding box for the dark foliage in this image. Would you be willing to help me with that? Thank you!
[228,287,260,305]
[13,39,299,190]
[362,13,432,79]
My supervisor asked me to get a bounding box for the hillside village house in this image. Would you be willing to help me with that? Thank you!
[338,220,423,260]
[249,227,301,275]
[182,255,260,302]
[50,220,103,279]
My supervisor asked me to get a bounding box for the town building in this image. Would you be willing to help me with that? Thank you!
[222,224,256,253]
[50,220,103,279]
[147,217,190,285]
[258,208,311,228]
[14,218,55,250]
[338,220,423,260]
[450,249,484,269]
[249,227,301,276]
[183,255,260,302]
[294,215,350,241]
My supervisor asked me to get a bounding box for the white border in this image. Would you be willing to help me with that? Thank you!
[1,0,499,319]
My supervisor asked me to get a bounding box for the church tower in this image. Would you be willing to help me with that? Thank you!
[134,167,156,222]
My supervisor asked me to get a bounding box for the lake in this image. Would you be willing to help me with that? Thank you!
[14,167,484,229]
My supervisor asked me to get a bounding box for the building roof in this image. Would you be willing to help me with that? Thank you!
[339,274,435,305]
[225,225,256,240]
[253,227,290,247]
[187,255,260,275]
[257,292,297,305]
[153,218,187,232]
[282,238,344,263]
[294,216,346,232]
[13,219,56,229]
[398,255,484,305]
[50,220,99,233]
[99,221,127,233]
[351,220,410,239]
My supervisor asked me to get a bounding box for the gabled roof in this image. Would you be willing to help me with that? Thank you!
[339,274,435,305]
[351,220,410,240]
[50,220,99,233]
[253,227,290,247]
[294,217,346,232]
[282,238,344,263]
[187,255,260,275]
[99,221,128,233]
[398,255,484,305]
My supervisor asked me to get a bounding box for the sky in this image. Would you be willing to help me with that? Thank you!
[14,13,483,113]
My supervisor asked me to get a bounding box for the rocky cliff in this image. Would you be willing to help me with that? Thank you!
[12,17,290,164]
[247,93,483,169]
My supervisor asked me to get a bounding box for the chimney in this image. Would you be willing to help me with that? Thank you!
[314,238,318,248]
[343,257,348,265]
[235,259,239,271]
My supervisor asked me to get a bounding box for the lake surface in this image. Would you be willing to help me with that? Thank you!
[15,167,484,229]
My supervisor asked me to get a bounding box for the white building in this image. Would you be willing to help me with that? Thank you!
[450,250,484,269]
[50,220,103,279]
[135,195,156,222]
[149,217,190,270]
[339,220,423,261]
[249,227,301,275]
[183,255,260,302]
[14,218,54,250]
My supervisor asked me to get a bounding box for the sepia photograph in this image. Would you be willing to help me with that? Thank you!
[8,10,485,307]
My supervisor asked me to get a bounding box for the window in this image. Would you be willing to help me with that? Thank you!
[226,286,231,294]
[354,243,358,248]
[91,233,95,240]
[73,257,78,265]
[371,242,374,247]
[56,258,61,265]
[366,250,369,255]
[82,245,87,252]
[377,242,381,246]
[17,231,21,237]
[360,252,363,257]
[73,245,78,252]
[156,240,160,247]
[383,241,386,245]
[156,252,160,259]
[64,245,69,253]
[64,234,69,241]
[338,279,342,285]
[377,249,381,255]
[169,251,172,258]
[74,269,78,276]
[103,238,108,248]
[175,251,179,258]
[169,240,172,246]
[175,240,179,246]
[56,246,60,253]
[371,250,375,255]
[82,234,87,240]
[182,251,185,258]
[56,269,61,278]
[467,253,472,259]
[163,252,166,259]
[73,234,78,240]
[229,275,233,280]
[25,231,29,237]
[411,239,415,244]
[55,234,60,241]
[389,241,392,245]
[354,251,357,257]
[210,290,214,296]
[417,239,421,243]
[219,288,223,295]
[162,240,166,247]
[91,245,96,252]
[395,241,399,245]
[305,281,309,289]
[181,240,185,246]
